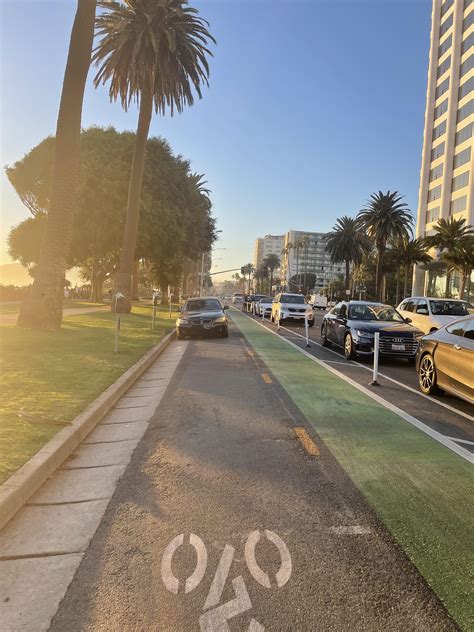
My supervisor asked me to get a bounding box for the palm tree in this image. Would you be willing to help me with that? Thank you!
[253,266,267,293]
[293,238,305,289]
[241,263,254,294]
[17,0,97,331]
[442,236,474,299]
[424,217,474,297]
[395,236,432,300]
[263,254,280,296]
[324,216,372,294]
[93,0,215,312]
[281,243,293,290]
[357,191,413,301]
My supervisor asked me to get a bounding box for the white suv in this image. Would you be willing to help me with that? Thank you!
[397,296,471,334]
[271,293,314,326]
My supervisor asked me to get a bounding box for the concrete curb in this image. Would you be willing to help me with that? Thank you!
[0,330,176,530]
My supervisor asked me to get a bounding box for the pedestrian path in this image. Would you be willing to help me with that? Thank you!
[0,341,187,632]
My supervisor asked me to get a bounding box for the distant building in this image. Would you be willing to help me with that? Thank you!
[253,234,285,269]
[413,0,474,298]
[280,230,345,291]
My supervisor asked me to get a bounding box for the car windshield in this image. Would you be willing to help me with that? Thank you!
[281,295,306,304]
[348,304,404,322]
[184,299,222,312]
[429,300,470,316]
[259,297,272,302]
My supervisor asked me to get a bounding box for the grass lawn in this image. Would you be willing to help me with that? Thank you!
[231,310,474,631]
[0,305,176,484]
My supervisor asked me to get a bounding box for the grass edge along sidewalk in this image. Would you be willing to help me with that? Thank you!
[230,309,474,631]
[0,306,176,485]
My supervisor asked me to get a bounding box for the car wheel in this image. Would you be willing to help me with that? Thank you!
[344,333,355,360]
[321,323,331,347]
[418,353,440,395]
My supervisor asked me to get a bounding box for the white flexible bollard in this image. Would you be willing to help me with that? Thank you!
[304,314,311,348]
[262,306,265,321]
[370,331,380,386]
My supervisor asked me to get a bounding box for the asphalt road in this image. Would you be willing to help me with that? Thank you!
[50,321,456,631]
[250,308,474,451]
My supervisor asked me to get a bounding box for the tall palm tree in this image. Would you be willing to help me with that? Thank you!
[241,263,254,294]
[424,217,474,297]
[293,238,305,289]
[93,0,215,312]
[281,243,293,290]
[394,236,432,300]
[18,0,97,331]
[324,216,372,293]
[357,191,413,301]
[442,236,474,299]
[263,254,280,296]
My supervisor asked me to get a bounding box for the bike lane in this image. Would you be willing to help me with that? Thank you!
[50,322,458,631]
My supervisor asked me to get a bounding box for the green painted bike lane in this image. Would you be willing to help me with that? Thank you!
[231,309,474,630]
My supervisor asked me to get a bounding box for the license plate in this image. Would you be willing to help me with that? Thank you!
[391,343,405,351]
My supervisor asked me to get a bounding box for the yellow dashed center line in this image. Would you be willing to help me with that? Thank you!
[261,373,273,384]
[294,427,320,456]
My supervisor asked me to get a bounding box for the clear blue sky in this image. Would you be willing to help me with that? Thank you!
[0,0,432,279]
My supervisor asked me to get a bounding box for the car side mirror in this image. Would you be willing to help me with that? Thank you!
[405,317,412,323]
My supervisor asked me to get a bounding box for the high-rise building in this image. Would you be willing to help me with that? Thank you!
[280,230,345,291]
[253,234,285,269]
[413,0,474,298]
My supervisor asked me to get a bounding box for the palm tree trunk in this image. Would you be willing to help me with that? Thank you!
[444,270,452,298]
[375,247,384,302]
[403,266,409,299]
[459,272,467,299]
[395,271,400,306]
[17,0,96,331]
[345,259,350,292]
[270,269,273,295]
[296,249,299,289]
[114,89,153,313]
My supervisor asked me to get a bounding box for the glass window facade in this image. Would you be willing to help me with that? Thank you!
[433,120,447,140]
[441,13,454,37]
[463,11,474,31]
[455,122,473,144]
[460,54,474,77]
[462,32,474,55]
[441,0,454,17]
[459,75,474,100]
[450,195,467,214]
[452,170,470,190]
[434,97,448,119]
[426,206,440,223]
[431,142,445,161]
[437,55,451,78]
[457,98,474,122]
[429,163,444,181]
[427,185,442,202]
[439,34,452,58]
[453,146,471,168]
[436,77,450,99]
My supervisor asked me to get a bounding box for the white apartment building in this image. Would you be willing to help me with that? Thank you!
[413,0,474,298]
[280,230,345,291]
[253,234,285,269]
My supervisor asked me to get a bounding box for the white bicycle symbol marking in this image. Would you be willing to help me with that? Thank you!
[160,530,292,631]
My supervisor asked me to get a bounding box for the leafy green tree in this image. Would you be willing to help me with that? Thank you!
[442,236,474,299]
[93,0,215,312]
[241,264,254,294]
[262,254,280,295]
[357,191,413,301]
[8,214,47,276]
[324,216,372,292]
[17,0,97,330]
[424,217,474,297]
[389,236,432,301]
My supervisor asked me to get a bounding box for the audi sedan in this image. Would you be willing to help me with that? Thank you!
[321,300,423,361]
[416,315,474,404]
[176,297,229,339]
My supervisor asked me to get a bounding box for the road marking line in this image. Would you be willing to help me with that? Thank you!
[261,373,273,384]
[329,525,372,535]
[243,315,474,464]
[445,436,474,446]
[294,427,320,456]
[276,323,474,423]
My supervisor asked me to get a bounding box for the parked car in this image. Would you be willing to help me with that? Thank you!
[397,296,471,334]
[270,293,314,326]
[321,300,423,361]
[176,297,229,339]
[309,293,328,310]
[253,296,273,316]
[232,293,243,305]
[416,315,473,404]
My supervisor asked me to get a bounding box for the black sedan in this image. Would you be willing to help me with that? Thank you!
[176,297,229,339]
[416,315,473,404]
[321,301,422,361]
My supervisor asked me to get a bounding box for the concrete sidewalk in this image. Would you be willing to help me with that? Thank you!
[0,341,187,632]
[48,323,455,631]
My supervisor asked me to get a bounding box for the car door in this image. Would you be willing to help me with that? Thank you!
[434,320,467,390]
[414,298,431,332]
[332,302,348,347]
[272,294,280,319]
[450,319,474,402]
[325,303,340,342]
